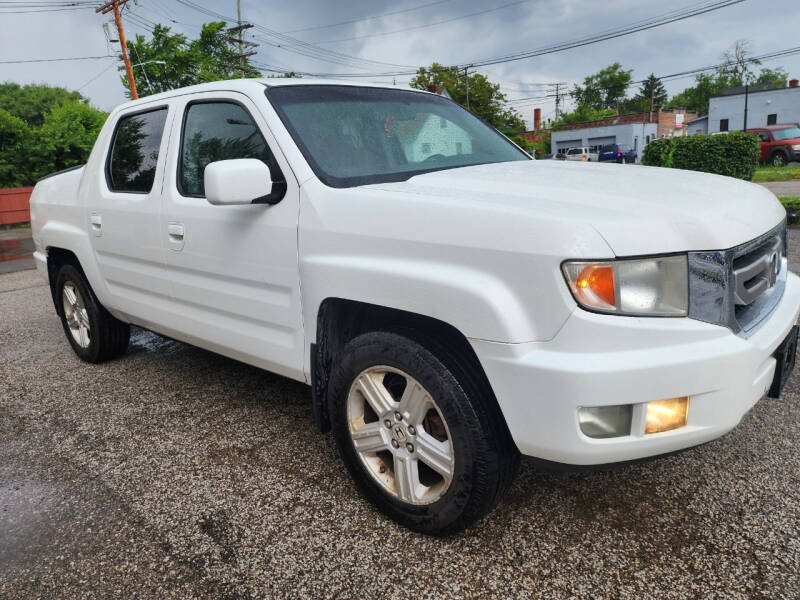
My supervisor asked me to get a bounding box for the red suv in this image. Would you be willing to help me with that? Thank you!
[746,124,800,166]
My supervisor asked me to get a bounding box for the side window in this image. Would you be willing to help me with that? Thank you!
[179,101,283,197]
[108,108,168,193]
[757,132,770,143]
[767,114,777,126]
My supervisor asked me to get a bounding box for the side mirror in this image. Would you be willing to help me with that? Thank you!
[204,158,273,206]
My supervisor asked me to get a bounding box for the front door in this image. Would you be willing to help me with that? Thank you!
[160,92,305,381]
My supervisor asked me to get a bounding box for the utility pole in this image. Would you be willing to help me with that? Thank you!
[462,65,471,111]
[96,0,137,99]
[743,83,749,131]
[554,83,560,121]
[226,0,259,76]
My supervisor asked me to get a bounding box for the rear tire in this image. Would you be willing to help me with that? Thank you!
[328,331,519,534]
[771,151,787,167]
[55,264,130,363]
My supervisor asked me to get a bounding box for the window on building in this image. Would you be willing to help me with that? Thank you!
[179,101,282,197]
[456,142,463,154]
[767,114,778,126]
[421,142,432,154]
[440,117,447,128]
[720,119,729,132]
[107,108,168,193]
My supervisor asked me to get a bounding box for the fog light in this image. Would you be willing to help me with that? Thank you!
[578,405,633,439]
[645,397,689,434]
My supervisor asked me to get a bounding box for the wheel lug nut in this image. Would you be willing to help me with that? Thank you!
[407,425,416,435]
[384,420,392,429]
[394,411,403,421]
[391,439,400,448]
[406,443,414,453]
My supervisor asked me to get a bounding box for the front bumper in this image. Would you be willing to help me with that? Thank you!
[472,272,800,465]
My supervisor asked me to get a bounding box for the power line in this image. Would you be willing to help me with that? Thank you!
[283,0,455,34]
[316,0,531,44]
[465,0,749,68]
[0,55,114,64]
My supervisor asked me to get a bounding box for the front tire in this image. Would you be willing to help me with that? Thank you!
[55,264,130,363]
[328,331,518,534]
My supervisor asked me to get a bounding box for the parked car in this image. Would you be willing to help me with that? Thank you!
[598,143,637,164]
[565,146,598,161]
[30,79,800,534]
[746,124,800,166]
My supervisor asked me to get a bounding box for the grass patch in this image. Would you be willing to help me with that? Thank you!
[752,166,800,182]
[779,197,800,225]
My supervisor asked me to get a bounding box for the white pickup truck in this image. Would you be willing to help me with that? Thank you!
[30,79,800,534]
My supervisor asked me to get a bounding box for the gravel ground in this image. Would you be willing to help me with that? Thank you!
[2,266,800,599]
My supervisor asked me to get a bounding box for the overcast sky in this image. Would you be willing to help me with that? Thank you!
[1,0,799,128]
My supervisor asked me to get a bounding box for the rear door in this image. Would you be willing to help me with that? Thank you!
[160,91,305,381]
[88,103,176,329]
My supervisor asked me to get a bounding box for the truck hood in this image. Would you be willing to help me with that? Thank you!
[368,160,785,256]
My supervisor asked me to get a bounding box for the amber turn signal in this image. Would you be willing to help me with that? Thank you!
[645,397,689,434]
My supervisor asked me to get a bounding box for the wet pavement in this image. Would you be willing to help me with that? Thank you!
[0,228,34,275]
[2,245,800,598]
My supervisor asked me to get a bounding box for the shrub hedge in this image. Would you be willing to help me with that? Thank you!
[641,132,760,180]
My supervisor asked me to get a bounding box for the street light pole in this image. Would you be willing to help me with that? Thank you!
[132,60,166,95]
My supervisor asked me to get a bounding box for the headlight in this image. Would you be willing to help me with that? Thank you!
[562,255,688,316]
[792,144,800,151]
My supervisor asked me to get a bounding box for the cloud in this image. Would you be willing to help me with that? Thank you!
[1,0,798,127]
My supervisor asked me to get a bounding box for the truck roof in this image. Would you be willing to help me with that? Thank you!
[113,78,430,112]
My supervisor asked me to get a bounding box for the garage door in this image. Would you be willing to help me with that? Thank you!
[588,136,615,151]
[556,139,581,151]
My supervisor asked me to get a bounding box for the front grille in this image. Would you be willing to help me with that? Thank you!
[688,221,787,336]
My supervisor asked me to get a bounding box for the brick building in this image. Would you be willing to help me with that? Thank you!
[528,107,698,158]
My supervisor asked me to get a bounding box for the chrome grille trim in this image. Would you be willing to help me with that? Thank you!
[688,220,787,336]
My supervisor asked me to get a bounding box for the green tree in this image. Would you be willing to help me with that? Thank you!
[0,82,85,127]
[0,108,31,187]
[667,72,732,114]
[30,102,107,179]
[551,106,616,130]
[753,67,788,89]
[571,63,632,111]
[720,39,759,86]
[410,62,525,131]
[121,22,260,97]
[625,73,667,112]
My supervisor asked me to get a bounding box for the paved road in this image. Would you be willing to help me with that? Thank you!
[2,268,800,599]
[757,180,800,196]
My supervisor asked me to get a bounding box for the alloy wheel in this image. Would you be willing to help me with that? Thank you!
[346,366,455,505]
[62,281,91,348]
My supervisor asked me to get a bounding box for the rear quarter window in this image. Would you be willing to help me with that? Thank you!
[107,107,168,193]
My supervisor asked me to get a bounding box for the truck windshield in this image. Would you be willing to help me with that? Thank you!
[772,127,800,141]
[266,85,529,188]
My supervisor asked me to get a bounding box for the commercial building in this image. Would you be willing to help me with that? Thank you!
[547,108,698,157]
[685,115,708,136]
[708,79,800,133]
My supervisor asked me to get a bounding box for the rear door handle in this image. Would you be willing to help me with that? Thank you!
[90,213,102,237]
[167,222,185,250]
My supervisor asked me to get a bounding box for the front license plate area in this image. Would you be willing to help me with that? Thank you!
[768,325,798,398]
